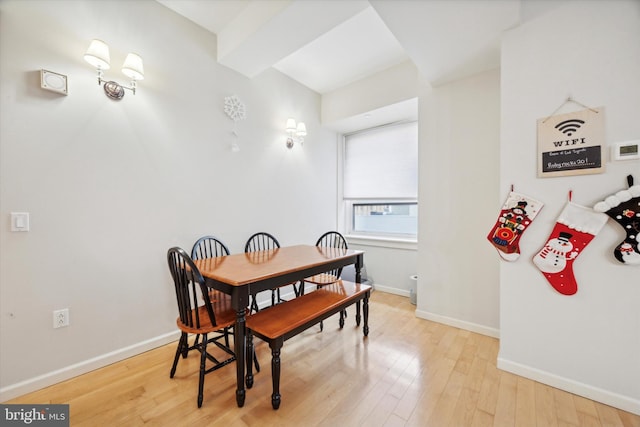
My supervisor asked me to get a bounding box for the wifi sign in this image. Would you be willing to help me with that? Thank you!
[555,119,585,136]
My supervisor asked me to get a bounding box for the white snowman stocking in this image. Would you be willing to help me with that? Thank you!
[593,175,640,265]
[533,201,608,295]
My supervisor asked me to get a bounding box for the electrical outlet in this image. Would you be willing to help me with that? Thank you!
[53,308,69,328]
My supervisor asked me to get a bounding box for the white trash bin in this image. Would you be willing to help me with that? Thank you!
[409,275,417,305]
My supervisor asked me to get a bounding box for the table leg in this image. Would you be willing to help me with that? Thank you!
[363,293,370,337]
[235,305,246,407]
[355,254,363,326]
[246,329,254,389]
[270,339,283,410]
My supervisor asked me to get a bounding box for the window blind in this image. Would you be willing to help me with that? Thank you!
[343,121,418,199]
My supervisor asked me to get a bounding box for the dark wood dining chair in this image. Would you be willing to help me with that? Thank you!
[191,235,260,373]
[303,231,349,331]
[190,236,232,347]
[244,232,298,312]
[167,246,237,408]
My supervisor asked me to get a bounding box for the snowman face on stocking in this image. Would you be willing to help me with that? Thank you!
[616,211,640,264]
[534,232,576,274]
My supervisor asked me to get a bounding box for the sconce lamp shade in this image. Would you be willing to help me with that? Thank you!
[296,122,307,136]
[84,39,111,70]
[284,118,307,148]
[286,118,297,133]
[122,53,144,80]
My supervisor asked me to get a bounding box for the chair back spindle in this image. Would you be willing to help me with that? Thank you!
[244,232,285,310]
[315,231,348,279]
[191,235,230,260]
[245,232,280,253]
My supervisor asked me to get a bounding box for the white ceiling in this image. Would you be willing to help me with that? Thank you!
[157,0,525,131]
[157,0,523,92]
[272,6,408,94]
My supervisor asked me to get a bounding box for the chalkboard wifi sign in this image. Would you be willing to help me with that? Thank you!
[537,107,605,177]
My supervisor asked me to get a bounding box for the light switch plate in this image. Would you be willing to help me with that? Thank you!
[11,212,30,232]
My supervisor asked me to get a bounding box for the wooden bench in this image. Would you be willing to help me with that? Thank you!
[245,280,372,409]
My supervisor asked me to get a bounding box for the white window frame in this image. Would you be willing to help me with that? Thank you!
[338,122,418,250]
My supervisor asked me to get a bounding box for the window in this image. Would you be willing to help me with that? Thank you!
[342,122,418,239]
[352,202,418,235]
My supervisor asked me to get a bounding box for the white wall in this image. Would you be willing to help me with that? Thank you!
[321,39,501,334]
[0,0,337,400]
[321,60,419,296]
[321,60,419,128]
[499,0,640,414]
[347,241,418,297]
[417,68,502,337]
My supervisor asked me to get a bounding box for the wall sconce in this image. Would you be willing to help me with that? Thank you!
[84,39,144,100]
[285,118,307,149]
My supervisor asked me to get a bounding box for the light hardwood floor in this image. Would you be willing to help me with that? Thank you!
[6,292,639,426]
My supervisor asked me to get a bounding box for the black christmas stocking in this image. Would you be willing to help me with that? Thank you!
[593,175,640,265]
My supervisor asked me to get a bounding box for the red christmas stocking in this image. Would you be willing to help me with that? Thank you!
[533,201,608,295]
[487,191,543,261]
[593,175,640,265]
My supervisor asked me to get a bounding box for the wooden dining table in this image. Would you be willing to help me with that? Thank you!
[193,244,364,407]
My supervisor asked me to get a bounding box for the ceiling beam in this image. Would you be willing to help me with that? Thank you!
[217,0,369,78]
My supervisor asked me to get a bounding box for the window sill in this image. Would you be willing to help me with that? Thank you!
[345,234,417,251]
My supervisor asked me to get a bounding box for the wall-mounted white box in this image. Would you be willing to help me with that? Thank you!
[10,212,30,232]
[41,69,68,95]
[611,140,640,161]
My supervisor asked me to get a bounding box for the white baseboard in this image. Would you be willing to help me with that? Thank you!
[369,285,499,338]
[255,287,300,310]
[414,309,500,338]
[374,284,409,298]
[497,357,640,416]
[342,283,499,338]
[0,330,180,402]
